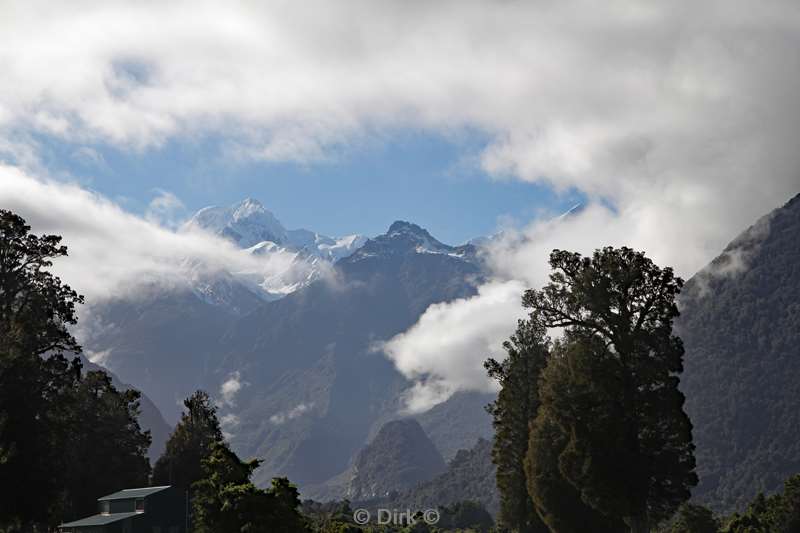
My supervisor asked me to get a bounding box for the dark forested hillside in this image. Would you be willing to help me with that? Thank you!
[393,437,499,516]
[678,193,800,511]
[345,419,446,501]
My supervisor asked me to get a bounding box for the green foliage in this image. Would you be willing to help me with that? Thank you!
[523,247,697,531]
[484,319,550,532]
[435,501,494,532]
[678,194,800,511]
[392,438,499,517]
[61,370,151,519]
[192,443,308,532]
[667,503,719,533]
[525,339,627,533]
[0,210,150,531]
[721,474,800,532]
[153,389,224,492]
[0,209,83,357]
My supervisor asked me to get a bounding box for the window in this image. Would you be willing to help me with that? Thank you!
[135,498,145,512]
[100,501,110,515]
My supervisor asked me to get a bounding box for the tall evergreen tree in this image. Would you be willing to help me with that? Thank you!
[62,370,152,520]
[523,247,697,533]
[153,390,225,492]
[525,336,627,533]
[0,210,151,530]
[667,503,719,533]
[192,443,307,533]
[484,319,550,532]
[0,210,84,530]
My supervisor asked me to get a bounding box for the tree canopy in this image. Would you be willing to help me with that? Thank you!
[523,247,697,532]
[484,318,550,532]
[0,209,150,531]
[153,389,225,492]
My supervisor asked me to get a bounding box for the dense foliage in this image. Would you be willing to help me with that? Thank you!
[525,337,628,533]
[153,390,225,492]
[347,419,446,501]
[678,193,800,510]
[392,438,499,517]
[193,443,307,533]
[0,210,151,531]
[484,319,550,532]
[523,247,697,532]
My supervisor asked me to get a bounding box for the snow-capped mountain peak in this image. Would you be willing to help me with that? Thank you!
[346,220,478,263]
[186,198,288,248]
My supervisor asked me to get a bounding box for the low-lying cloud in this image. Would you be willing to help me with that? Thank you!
[269,403,314,426]
[219,371,246,408]
[382,280,528,413]
[2,2,800,412]
[0,166,321,304]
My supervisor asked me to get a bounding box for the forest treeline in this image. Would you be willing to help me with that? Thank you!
[1,209,798,533]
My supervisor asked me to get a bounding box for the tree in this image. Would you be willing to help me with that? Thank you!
[0,210,83,357]
[484,319,550,532]
[62,370,151,519]
[192,443,307,533]
[723,474,800,533]
[153,390,225,492]
[668,503,718,533]
[0,210,151,531]
[522,247,697,532]
[436,500,494,532]
[0,210,84,530]
[525,336,628,533]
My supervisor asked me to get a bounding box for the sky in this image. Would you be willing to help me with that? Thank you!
[2,0,800,411]
[31,128,580,243]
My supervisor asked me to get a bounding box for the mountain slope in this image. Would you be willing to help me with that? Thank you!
[77,353,171,462]
[83,215,490,490]
[185,198,366,261]
[678,192,800,511]
[216,221,485,488]
[345,419,446,501]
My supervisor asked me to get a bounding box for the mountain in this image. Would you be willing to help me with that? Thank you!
[77,353,171,463]
[393,437,499,517]
[82,213,495,491]
[185,198,367,262]
[215,220,488,489]
[678,192,800,511]
[344,419,446,501]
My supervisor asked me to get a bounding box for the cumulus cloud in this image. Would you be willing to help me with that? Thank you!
[145,189,186,228]
[0,166,322,303]
[219,371,246,408]
[3,1,800,411]
[382,280,528,413]
[269,403,314,425]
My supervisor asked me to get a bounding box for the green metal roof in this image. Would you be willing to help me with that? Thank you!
[97,485,171,501]
[60,512,141,527]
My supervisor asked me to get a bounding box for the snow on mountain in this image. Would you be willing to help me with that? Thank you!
[180,199,367,303]
[186,198,289,248]
[346,221,478,263]
[185,198,367,261]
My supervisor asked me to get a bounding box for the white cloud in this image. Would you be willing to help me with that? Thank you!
[382,280,528,413]
[270,402,314,425]
[3,1,800,412]
[145,189,186,228]
[0,166,322,303]
[220,413,240,429]
[219,371,246,408]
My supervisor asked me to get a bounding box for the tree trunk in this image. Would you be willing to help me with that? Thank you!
[629,514,648,533]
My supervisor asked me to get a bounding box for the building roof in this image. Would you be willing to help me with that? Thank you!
[98,485,171,501]
[60,512,141,527]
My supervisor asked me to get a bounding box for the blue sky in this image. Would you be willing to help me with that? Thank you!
[38,130,582,244]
